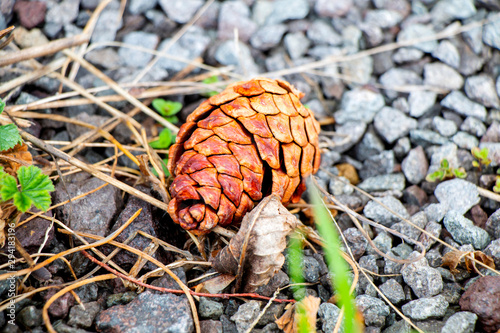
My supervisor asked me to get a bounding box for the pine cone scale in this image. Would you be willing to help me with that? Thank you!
[168,78,320,234]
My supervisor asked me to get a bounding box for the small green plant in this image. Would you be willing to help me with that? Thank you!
[151,98,182,124]
[149,128,174,150]
[425,159,467,182]
[0,165,55,212]
[471,147,491,170]
[0,99,22,151]
[201,76,220,97]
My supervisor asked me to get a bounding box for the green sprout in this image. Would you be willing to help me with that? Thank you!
[471,147,491,170]
[426,159,467,182]
[201,76,220,97]
[151,98,182,124]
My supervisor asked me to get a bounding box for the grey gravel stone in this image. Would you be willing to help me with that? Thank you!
[355,129,385,161]
[432,40,460,69]
[418,221,442,250]
[360,150,395,179]
[356,295,390,327]
[392,211,428,242]
[250,24,287,51]
[401,295,449,320]
[394,137,411,159]
[483,12,500,50]
[262,0,310,25]
[85,48,121,69]
[379,279,405,305]
[231,301,260,333]
[424,63,464,90]
[218,1,256,42]
[430,0,476,25]
[368,232,393,256]
[365,9,403,29]
[45,0,80,26]
[485,208,500,240]
[441,311,477,333]
[314,0,353,18]
[409,129,449,148]
[284,32,310,60]
[397,24,438,53]
[464,74,500,108]
[435,179,479,215]
[363,196,409,227]
[90,2,122,45]
[128,0,157,14]
[158,0,203,24]
[402,252,443,298]
[402,146,428,185]
[441,91,487,121]
[433,116,457,137]
[318,303,342,333]
[118,32,159,68]
[460,116,486,137]
[427,143,459,174]
[307,20,342,46]
[18,305,42,328]
[341,54,373,85]
[329,176,354,196]
[374,107,417,144]
[484,239,500,268]
[214,40,259,76]
[335,87,385,124]
[332,121,367,153]
[198,298,223,320]
[443,210,491,250]
[67,302,101,328]
[379,68,422,99]
[451,132,479,150]
[303,256,321,283]
[358,173,406,193]
[343,228,368,260]
[392,47,424,64]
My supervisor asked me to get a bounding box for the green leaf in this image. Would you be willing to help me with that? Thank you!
[202,76,219,85]
[471,147,480,158]
[479,148,489,159]
[12,165,54,212]
[0,98,5,114]
[152,99,182,117]
[149,128,173,149]
[151,158,170,178]
[494,185,500,193]
[0,171,18,202]
[453,168,467,179]
[440,159,449,169]
[165,115,179,124]
[426,170,443,182]
[0,124,23,151]
[472,160,479,168]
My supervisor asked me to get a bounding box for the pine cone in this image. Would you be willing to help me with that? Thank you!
[167,78,321,234]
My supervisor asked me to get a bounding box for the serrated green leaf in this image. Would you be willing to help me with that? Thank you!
[0,124,23,151]
[0,98,5,114]
[149,128,173,149]
[14,165,54,212]
[0,172,18,202]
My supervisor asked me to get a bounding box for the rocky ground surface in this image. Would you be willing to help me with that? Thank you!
[2,0,500,332]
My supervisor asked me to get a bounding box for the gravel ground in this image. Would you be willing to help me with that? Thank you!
[2,0,500,332]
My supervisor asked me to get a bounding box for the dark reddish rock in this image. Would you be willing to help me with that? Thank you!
[16,210,54,253]
[469,204,488,229]
[200,320,222,333]
[42,280,75,318]
[102,185,166,271]
[403,185,428,207]
[95,291,193,333]
[460,276,500,333]
[14,1,46,29]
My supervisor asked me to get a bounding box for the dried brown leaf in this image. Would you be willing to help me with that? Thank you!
[212,195,299,292]
[336,163,359,185]
[275,296,321,333]
[0,143,33,176]
[196,274,236,294]
[442,250,495,274]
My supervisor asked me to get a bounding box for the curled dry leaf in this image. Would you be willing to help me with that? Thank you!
[211,195,299,292]
[275,295,321,333]
[442,250,495,274]
[0,143,33,176]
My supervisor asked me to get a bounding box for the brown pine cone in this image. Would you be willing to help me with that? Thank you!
[167,78,321,234]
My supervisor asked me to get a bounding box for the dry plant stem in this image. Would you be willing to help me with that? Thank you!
[133,0,215,83]
[0,56,66,94]
[43,274,116,333]
[244,288,281,333]
[62,49,179,134]
[79,249,294,304]
[20,130,170,212]
[0,33,90,67]
[477,187,500,202]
